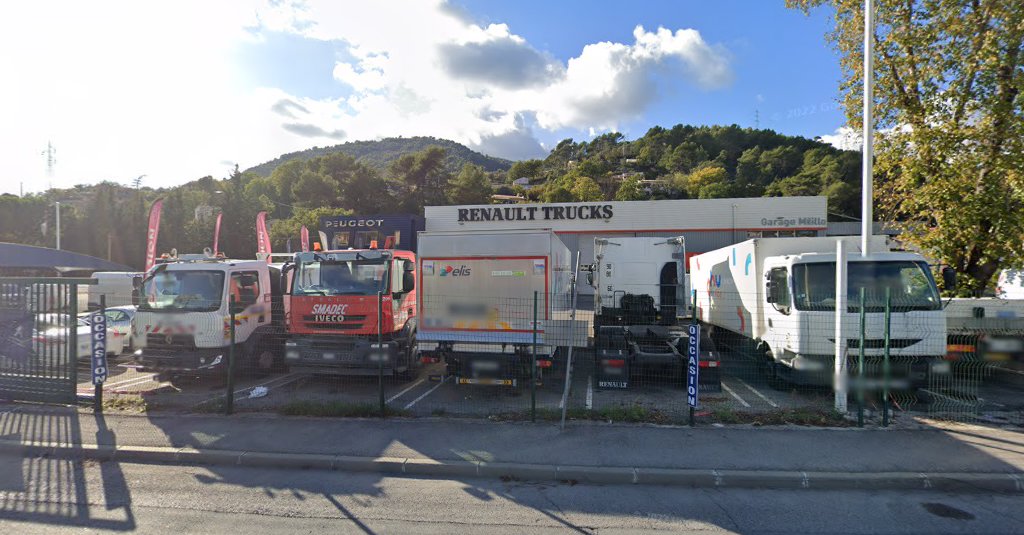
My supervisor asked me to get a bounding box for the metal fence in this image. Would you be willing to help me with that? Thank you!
[55,287,1021,429]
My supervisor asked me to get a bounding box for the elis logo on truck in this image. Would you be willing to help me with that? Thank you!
[440,265,471,277]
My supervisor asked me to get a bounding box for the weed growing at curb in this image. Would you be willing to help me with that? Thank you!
[102,395,150,413]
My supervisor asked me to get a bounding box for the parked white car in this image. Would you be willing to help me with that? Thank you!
[35,314,125,359]
[99,306,136,353]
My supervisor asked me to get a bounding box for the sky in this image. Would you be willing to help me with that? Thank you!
[0,0,854,195]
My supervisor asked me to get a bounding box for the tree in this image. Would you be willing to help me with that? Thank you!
[507,159,544,182]
[789,0,1024,293]
[389,146,450,213]
[682,166,729,198]
[449,163,493,205]
[571,176,605,201]
[291,170,339,208]
[615,177,647,201]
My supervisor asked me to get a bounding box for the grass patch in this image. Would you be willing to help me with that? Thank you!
[102,395,150,413]
[701,407,851,427]
[431,408,447,417]
[278,400,410,418]
[192,397,228,414]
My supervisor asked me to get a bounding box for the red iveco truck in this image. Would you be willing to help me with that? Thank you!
[282,246,419,376]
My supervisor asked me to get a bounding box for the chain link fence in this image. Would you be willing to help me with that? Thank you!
[0,276,1020,429]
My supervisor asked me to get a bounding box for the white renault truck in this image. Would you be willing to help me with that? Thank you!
[132,252,285,379]
[690,236,949,388]
[587,237,721,390]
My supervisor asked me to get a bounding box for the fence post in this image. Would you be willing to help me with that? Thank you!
[69,283,79,402]
[834,240,848,413]
[378,290,385,418]
[94,294,105,413]
[226,296,236,415]
[531,291,538,423]
[857,288,866,427]
[559,251,581,431]
[882,287,891,427]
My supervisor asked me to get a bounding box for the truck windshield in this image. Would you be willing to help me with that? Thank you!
[292,259,389,296]
[139,270,225,312]
[793,261,941,312]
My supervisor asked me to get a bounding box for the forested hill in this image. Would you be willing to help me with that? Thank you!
[245,136,513,177]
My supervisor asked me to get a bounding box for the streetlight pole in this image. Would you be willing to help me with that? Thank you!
[861,0,874,257]
[55,201,61,250]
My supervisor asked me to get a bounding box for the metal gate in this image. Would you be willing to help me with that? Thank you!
[0,277,92,404]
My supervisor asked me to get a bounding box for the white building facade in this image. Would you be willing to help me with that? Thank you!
[425,196,828,295]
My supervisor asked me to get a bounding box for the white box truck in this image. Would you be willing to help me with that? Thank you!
[416,229,574,386]
[88,271,142,309]
[690,236,949,388]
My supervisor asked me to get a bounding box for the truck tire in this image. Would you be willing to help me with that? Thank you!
[763,347,787,391]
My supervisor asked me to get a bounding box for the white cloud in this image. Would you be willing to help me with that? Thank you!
[819,127,862,151]
[0,0,733,194]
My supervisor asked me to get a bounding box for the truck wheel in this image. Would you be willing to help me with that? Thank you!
[763,347,787,391]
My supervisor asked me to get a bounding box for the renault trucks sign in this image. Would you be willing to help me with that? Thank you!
[457,204,613,223]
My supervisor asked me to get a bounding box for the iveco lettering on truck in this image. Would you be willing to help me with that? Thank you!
[282,246,418,376]
[132,251,285,380]
[690,236,949,389]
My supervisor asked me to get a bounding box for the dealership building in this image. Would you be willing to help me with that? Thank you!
[423,196,827,293]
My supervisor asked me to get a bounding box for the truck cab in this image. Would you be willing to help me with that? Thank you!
[282,248,418,376]
[133,253,284,378]
[761,251,947,387]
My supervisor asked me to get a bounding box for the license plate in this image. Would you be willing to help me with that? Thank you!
[471,360,500,371]
[458,377,513,386]
[323,352,336,360]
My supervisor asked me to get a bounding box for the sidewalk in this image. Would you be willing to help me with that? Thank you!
[2,405,1023,491]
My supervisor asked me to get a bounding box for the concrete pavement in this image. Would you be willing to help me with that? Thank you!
[1,405,1022,491]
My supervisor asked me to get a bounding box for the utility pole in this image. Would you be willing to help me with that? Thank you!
[861,0,874,256]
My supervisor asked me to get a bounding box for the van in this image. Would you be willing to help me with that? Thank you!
[88,271,142,309]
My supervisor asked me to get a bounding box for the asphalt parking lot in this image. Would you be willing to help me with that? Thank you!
[77,342,1024,423]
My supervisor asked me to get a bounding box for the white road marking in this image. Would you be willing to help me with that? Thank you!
[720,383,751,408]
[586,375,593,410]
[104,375,161,392]
[404,376,450,410]
[386,379,425,404]
[233,373,299,397]
[735,378,779,408]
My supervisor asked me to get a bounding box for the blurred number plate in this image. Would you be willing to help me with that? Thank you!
[458,377,513,386]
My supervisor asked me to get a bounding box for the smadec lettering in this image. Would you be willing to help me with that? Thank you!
[457,205,614,223]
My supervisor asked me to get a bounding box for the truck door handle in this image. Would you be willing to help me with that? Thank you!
[768,319,773,328]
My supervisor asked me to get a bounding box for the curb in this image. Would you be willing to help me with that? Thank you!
[2,440,1022,493]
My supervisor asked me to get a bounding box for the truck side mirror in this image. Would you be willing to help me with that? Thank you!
[586,273,594,286]
[941,267,956,291]
[402,271,416,293]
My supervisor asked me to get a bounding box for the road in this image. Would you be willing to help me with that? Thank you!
[1,457,1022,534]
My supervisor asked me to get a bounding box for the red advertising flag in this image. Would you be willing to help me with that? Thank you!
[300,225,310,252]
[212,212,222,254]
[256,211,272,260]
[144,198,163,272]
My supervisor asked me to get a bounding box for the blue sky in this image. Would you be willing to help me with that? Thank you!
[0,0,849,194]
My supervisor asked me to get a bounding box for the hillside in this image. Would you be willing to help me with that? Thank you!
[245,136,513,177]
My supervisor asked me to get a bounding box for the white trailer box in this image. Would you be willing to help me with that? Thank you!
[417,229,573,345]
[88,271,142,309]
[592,236,687,320]
[690,236,948,387]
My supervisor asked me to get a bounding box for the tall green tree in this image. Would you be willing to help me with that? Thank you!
[449,163,493,205]
[615,177,647,201]
[789,0,1024,293]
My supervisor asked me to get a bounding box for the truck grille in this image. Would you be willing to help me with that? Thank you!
[146,333,196,350]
